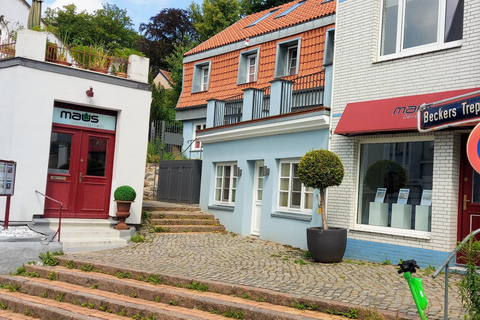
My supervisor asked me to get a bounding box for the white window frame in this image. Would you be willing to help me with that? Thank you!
[287,46,298,76]
[214,162,238,206]
[192,123,206,151]
[378,0,463,61]
[277,159,313,213]
[237,48,259,84]
[191,61,211,93]
[201,66,209,91]
[247,54,257,83]
[352,136,434,239]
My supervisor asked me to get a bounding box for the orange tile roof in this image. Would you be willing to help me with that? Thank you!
[177,26,332,109]
[186,0,335,56]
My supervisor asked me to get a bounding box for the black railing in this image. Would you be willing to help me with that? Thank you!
[252,86,271,119]
[281,71,325,114]
[213,93,243,127]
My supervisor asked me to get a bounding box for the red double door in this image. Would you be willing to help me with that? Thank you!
[45,124,115,218]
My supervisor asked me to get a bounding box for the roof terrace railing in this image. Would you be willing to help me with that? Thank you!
[0,42,16,60]
[252,86,271,120]
[281,71,325,114]
[213,93,244,127]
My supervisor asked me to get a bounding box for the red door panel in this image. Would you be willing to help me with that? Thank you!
[458,134,480,263]
[45,125,115,219]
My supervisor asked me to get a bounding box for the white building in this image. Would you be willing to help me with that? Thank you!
[0,27,151,250]
[329,0,479,267]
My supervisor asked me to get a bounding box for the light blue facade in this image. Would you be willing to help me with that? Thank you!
[199,122,329,249]
[181,120,203,160]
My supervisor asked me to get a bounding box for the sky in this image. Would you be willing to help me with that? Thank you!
[42,0,202,31]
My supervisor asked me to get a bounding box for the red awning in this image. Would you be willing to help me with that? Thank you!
[334,88,480,136]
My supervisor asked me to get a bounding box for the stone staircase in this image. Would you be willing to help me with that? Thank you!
[28,218,135,253]
[0,258,346,320]
[144,203,226,234]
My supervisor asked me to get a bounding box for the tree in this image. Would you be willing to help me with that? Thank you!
[139,8,197,73]
[240,0,293,15]
[44,3,139,51]
[189,0,241,42]
[297,149,344,230]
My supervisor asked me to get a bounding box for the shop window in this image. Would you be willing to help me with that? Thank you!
[277,160,313,212]
[357,140,434,232]
[192,61,211,93]
[274,38,300,78]
[237,48,259,84]
[380,0,463,58]
[214,162,238,205]
[192,123,206,151]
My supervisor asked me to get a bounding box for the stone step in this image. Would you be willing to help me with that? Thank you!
[12,264,343,320]
[61,237,131,253]
[149,212,214,220]
[0,308,37,320]
[151,225,226,233]
[0,275,224,320]
[151,218,222,226]
[142,202,200,212]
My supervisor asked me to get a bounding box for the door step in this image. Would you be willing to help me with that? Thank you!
[144,208,225,234]
[28,218,135,253]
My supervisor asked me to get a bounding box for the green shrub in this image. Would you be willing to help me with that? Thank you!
[297,149,344,229]
[364,160,407,194]
[114,185,136,201]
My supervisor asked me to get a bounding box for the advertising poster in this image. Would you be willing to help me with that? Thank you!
[374,188,387,203]
[420,190,432,206]
[397,189,410,205]
[0,160,16,196]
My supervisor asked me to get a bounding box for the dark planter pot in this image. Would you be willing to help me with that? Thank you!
[307,227,347,263]
[114,200,133,230]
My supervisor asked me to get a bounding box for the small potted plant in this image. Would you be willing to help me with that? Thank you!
[113,185,136,230]
[297,149,345,263]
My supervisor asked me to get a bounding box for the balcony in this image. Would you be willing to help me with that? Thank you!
[210,71,325,127]
[0,29,148,83]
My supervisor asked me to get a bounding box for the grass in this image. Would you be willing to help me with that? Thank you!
[186,281,208,292]
[81,264,95,272]
[292,302,318,311]
[64,260,75,269]
[222,310,243,319]
[115,272,131,279]
[294,259,306,265]
[131,234,145,243]
[327,308,358,319]
[39,251,59,266]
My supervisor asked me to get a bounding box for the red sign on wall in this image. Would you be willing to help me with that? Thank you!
[467,123,480,174]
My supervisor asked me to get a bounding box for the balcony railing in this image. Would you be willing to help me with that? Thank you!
[214,93,244,127]
[282,71,325,114]
[0,42,15,60]
[252,86,271,120]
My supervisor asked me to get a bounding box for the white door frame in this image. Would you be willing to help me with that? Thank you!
[251,160,264,236]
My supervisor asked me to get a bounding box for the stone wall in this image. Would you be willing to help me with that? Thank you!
[144,163,158,200]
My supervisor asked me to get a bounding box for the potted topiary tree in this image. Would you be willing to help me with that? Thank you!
[297,149,345,263]
[114,185,136,230]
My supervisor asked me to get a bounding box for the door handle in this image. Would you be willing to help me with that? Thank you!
[79,172,83,183]
[464,195,471,211]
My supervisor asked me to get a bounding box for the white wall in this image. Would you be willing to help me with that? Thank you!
[0,30,151,224]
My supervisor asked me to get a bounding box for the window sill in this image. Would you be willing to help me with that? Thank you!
[208,205,234,212]
[351,224,431,240]
[271,211,312,221]
[375,40,462,63]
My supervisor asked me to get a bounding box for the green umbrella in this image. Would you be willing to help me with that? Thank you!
[27,0,43,29]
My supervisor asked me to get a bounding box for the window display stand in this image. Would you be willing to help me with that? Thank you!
[369,202,388,227]
[415,205,431,231]
[391,204,412,229]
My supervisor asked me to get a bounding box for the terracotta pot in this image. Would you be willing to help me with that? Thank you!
[116,72,127,78]
[114,200,133,230]
[54,60,72,67]
[89,67,108,74]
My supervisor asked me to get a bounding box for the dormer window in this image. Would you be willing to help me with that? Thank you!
[274,38,301,78]
[192,61,211,93]
[237,48,259,84]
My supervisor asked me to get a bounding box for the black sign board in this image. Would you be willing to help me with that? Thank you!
[418,90,480,132]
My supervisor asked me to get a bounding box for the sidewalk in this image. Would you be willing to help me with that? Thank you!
[65,222,464,319]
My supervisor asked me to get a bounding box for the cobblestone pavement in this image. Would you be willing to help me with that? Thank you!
[67,232,464,319]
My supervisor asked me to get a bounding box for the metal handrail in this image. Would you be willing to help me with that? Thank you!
[35,190,63,242]
[432,228,480,320]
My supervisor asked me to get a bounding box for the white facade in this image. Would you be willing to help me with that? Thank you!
[330,0,480,266]
[0,29,151,224]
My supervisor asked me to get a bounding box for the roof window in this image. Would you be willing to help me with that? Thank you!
[276,0,306,18]
[247,9,278,27]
